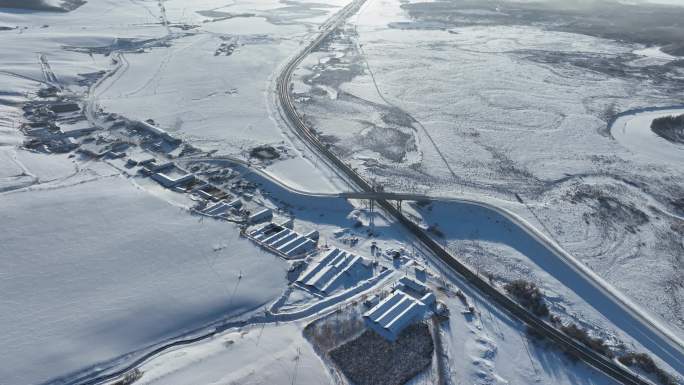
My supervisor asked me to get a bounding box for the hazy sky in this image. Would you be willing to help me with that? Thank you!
[508,0,684,5]
[623,0,684,4]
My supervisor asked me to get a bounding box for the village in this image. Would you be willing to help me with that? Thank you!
[18,83,463,385]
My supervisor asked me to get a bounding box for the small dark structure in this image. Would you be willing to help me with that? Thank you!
[49,102,80,114]
[249,145,280,160]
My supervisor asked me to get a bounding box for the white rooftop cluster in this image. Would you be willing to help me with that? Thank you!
[364,277,436,341]
[151,172,195,189]
[143,162,196,191]
[134,120,181,145]
[201,199,242,217]
[249,222,318,259]
[296,248,374,296]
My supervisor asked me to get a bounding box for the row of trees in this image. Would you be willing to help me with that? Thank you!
[619,353,678,385]
[504,279,677,385]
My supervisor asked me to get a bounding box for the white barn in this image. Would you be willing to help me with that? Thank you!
[248,208,273,224]
[364,282,436,341]
[296,248,373,295]
[249,222,318,258]
[151,172,195,188]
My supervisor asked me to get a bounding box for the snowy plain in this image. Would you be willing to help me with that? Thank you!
[129,323,331,385]
[1,171,287,385]
[1,0,683,384]
[290,0,684,379]
[294,0,684,349]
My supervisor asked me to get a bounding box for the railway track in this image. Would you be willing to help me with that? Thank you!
[275,1,659,384]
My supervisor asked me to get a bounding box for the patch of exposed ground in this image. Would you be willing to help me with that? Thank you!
[519,50,684,94]
[565,184,650,234]
[296,25,421,166]
[399,0,684,57]
[651,114,684,144]
[329,322,434,385]
[354,121,416,163]
[249,145,280,160]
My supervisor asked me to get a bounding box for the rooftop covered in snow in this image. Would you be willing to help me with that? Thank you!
[364,282,435,341]
[296,247,374,296]
[249,222,318,259]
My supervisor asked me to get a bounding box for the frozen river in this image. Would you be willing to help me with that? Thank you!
[611,107,684,164]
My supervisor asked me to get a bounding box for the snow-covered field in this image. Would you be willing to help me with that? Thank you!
[293,0,684,365]
[404,198,684,375]
[2,0,683,384]
[0,1,346,383]
[128,323,330,385]
[0,0,351,190]
[1,168,287,385]
[437,277,618,385]
[91,0,351,192]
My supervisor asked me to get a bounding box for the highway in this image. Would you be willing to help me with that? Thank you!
[274,0,682,383]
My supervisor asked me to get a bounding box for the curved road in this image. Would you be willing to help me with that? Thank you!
[274,0,683,383]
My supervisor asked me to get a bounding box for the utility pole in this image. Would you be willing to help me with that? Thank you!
[368,178,376,234]
[291,347,301,385]
[369,198,375,234]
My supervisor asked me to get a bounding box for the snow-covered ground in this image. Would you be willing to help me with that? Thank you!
[2,0,683,384]
[181,161,647,385]
[404,198,684,375]
[0,0,351,191]
[90,0,351,193]
[93,210,622,385]
[438,279,618,385]
[294,0,684,344]
[1,168,287,385]
[127,323,330,385]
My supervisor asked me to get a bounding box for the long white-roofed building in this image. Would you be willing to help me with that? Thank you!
[295,247,374,296]
[248,221,318,259]
[364,277,436,341]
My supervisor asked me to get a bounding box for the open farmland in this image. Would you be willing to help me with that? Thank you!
[0,174,287,385]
